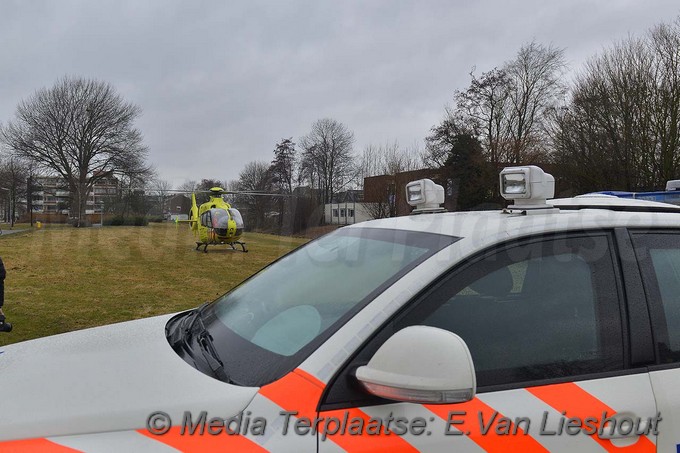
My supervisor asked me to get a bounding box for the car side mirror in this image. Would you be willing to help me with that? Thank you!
[355,326,476,404]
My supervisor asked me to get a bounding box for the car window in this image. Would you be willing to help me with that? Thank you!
[423,253,598,372]
[395,233,624,388]
[632,232,680,363]
[650,249,680,353]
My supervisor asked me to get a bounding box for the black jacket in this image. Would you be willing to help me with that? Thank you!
[0,257,4,307]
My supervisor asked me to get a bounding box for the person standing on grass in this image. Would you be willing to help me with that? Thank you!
[0,256,5,318]
[0,256,12,332]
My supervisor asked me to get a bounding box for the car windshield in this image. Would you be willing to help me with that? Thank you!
[202,227,457,386]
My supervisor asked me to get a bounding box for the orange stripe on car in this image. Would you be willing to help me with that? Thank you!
[426,397,549,452]
[319,407,419,453]
[528,382,655,452]
[264,369,418,452]
[138,370,320,453]
[258,368,325,421]
[0,438,83,453]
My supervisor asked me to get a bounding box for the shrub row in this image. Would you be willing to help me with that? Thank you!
[103,216,149,226]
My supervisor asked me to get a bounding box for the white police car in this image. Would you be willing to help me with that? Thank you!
[1,166,679,452]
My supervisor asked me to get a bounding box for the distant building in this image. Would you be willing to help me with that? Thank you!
[33,174,119,215]
[87,173,119,214]
[167,194,191,219]
[323,190,372,225]
[32,176,70,214]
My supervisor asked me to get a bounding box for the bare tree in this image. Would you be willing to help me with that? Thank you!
[648,18,680,185]
[360,141,421,180]
[299,118,356,204]
[237,161,273,231]
[455,68,512,167]
[360,141,422,219]
[439,42,566,169]
[504,41,567,163]
[1,76,150,226]
[552,18,680,193]
[110,165,156,218]
[151,178,173,218]
[0,156,29,226]
[223,179,240,192]
[177,180,198,193]
[193,178,225,204]
[554,37,655,191]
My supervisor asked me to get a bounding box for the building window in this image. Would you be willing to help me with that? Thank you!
[340,208,346,217]
[348,209,355,217]
[332,209,339,217]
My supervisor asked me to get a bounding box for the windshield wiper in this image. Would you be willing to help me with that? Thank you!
[181,303,231,382]
[167,302,208,348]
[196,330,231,382]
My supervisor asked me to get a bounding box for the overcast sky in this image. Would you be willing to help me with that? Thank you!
[1,0,678,187]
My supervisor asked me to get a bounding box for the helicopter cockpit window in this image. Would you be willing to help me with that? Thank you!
[211,208,230,228]
[203,227,458,386]
[228,208,244,230]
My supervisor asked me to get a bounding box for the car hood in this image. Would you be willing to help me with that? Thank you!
[0,314,259,441]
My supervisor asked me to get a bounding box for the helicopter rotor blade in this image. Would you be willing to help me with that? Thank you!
[222,192,293,198]
[160,189,294,197]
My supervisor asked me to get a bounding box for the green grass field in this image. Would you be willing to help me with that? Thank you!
[0,223,308,346]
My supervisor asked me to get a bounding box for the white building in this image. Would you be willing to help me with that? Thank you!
[323,190,373,225]
[323,201,373,225]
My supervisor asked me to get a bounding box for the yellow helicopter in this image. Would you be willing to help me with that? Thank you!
[179,187,248,253]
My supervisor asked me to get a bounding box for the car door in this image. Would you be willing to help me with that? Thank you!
[631,230,680,452]
[318,232,658,452]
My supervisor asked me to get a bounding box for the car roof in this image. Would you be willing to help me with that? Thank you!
[551,194,680,212]
[350,197,680,244]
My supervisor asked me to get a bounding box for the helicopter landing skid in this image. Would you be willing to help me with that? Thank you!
[196,241,248,253]
[230,241,248,253]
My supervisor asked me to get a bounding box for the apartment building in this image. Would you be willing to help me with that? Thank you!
[33,175,119,215]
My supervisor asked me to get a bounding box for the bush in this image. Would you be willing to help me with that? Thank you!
[104,215,149,226]
[105,216,124,226]
[70,218,92,227]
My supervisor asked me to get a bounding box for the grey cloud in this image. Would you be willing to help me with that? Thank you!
[1,0,678,186]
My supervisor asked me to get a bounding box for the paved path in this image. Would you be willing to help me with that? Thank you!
[0,228,28,236]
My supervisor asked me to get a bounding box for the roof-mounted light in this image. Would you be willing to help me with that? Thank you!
[406,179,445,214]
[500,166,555,211]
[667,180,680,191]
